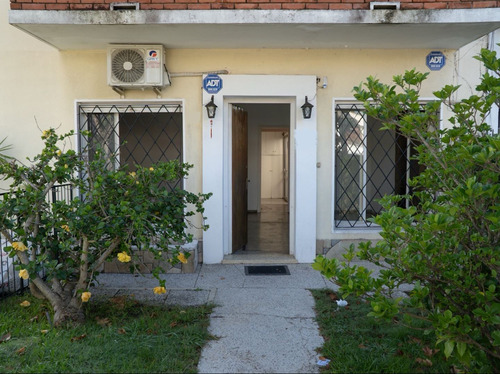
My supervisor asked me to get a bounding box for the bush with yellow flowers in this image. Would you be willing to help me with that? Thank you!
[0,129,210,326]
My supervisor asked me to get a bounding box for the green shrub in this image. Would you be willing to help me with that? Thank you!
[0,129,211,326]
[313,48,499,371]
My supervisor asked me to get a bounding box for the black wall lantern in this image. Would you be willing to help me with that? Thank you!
[205,95,217,119]
[301,96,314,119]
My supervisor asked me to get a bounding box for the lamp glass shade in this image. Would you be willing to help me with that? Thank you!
[301,96,314,119]
[205,95,217,119]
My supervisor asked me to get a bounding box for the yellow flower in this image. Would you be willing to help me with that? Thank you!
[129,171,136,178]
[12,242,27,252]
[42,130,50,139]
[56,150,62,156]
[149,167,154,171]
[81,291,91,302]
[153,286,166,295]
[177,253,188,264]
[64,164,68,169]
[117,251,131,263]
[20,300,31,307]
[61,225,70,232]
[19,269,29,280]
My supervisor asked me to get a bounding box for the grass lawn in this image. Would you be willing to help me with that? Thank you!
[0,292,214,373]
[311,289,490,374]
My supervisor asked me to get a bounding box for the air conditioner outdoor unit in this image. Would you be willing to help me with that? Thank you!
[107,45,170,89]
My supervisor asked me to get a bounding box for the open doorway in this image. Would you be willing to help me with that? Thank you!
[232,103,290,256]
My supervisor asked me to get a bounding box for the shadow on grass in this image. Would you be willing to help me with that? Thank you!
[0,292,215,373]
[311,289,481,374]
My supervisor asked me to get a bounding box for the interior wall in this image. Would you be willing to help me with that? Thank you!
[366,118,395,214]
[239,104,290,212]
[261,131,285,200]
[120,112,183,169]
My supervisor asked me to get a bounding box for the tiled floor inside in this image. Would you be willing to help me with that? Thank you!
[225,198,292,263]
[246,198,289,254]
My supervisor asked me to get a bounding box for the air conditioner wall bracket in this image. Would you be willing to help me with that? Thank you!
[112,86,125,96]
[112,85,163,98]
[153,87,162,96]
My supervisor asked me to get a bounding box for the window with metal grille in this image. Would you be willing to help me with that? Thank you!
[334,103,425,228]
[78,103,183,189]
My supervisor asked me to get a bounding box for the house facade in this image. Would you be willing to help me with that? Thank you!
[2,0,500,265]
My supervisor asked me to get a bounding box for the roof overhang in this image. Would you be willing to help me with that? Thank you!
[9,9,500,50]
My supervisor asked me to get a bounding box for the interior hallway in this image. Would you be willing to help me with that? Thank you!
[224,198,292,264]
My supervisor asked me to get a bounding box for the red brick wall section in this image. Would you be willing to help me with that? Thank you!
[9,0,500,11]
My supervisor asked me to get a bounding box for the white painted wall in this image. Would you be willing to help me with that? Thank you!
[453,31,500,134]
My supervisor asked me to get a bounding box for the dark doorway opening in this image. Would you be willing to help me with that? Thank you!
[232,103,290,255]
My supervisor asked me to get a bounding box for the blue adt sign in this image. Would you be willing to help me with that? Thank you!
[426,51,446,71]
[203,74,223,94]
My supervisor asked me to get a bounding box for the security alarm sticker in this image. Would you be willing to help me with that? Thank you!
[203,74,223,94]
[426,51,446,71]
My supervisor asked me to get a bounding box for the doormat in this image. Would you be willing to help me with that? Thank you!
[244,265,290,276]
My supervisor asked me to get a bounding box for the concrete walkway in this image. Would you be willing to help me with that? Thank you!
[91,263,335,373]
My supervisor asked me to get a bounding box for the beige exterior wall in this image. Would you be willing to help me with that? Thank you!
[0,1,489,244]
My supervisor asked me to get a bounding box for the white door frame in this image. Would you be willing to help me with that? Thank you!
[202,75,317,263]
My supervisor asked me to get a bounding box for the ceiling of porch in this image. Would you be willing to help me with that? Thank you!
[9,8,500,50]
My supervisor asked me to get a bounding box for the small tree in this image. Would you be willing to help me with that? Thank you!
[313,48,499,371]
[0,129,211,326]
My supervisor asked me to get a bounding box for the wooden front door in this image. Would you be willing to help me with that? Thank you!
[232,106,248,253]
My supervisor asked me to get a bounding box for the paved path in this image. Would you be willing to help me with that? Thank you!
[92,263,335,373]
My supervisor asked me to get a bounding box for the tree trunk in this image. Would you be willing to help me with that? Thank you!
[52,298,85,327]
[29,282,46,300]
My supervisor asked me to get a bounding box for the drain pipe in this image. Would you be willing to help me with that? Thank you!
[487,30,500,134]
[170,70,229,78]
